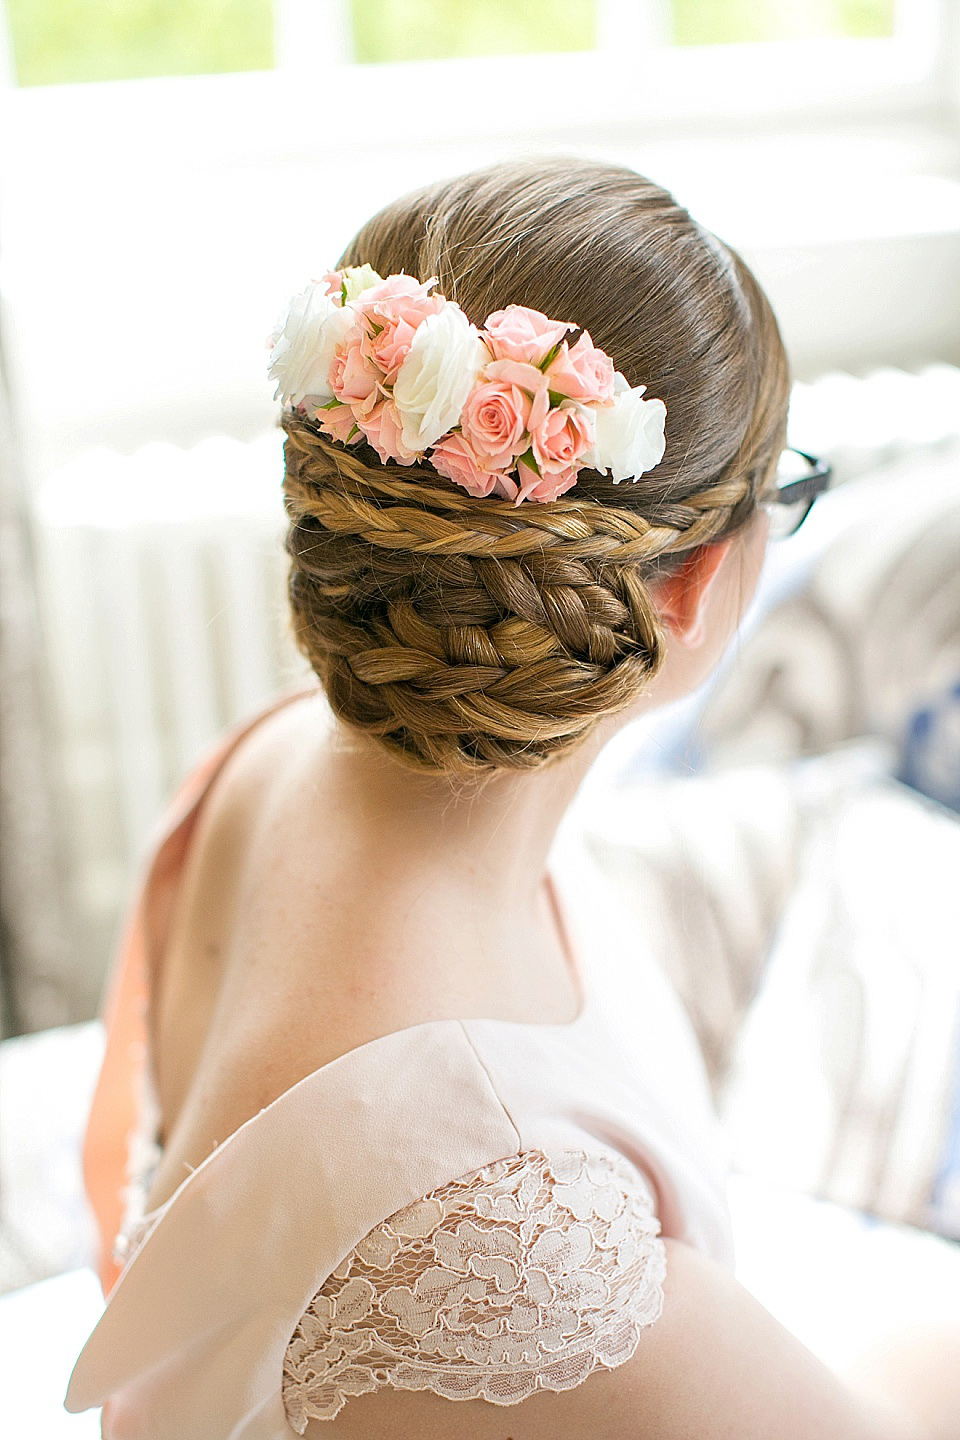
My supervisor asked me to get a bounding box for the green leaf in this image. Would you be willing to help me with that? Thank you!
[518,448,540,477]
[538,340,564,372]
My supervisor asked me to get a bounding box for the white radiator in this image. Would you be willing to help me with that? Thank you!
[31,365,960,1003]
[34,432,310,984]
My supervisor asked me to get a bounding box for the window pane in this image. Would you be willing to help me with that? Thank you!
[350,0,596,65]
[670,0,897,46]
[7,0,275,87]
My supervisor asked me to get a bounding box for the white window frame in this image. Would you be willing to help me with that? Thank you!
[0,0,957,477]
[267,0,956,140]
[1,1,956,133]
[3,0,944,174]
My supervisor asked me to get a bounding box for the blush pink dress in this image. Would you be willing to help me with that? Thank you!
[64,690,735,1438]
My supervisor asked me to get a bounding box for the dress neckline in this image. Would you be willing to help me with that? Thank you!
[123,878,593,1255]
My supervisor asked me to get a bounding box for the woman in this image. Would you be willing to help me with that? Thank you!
[66,157,959,1438]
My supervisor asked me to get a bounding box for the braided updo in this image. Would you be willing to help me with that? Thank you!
[283,157,790,774]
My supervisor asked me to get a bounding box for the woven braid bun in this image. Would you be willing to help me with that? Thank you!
[283,158,790,775]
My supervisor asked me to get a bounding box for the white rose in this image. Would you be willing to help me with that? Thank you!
[267,281,355,407]
[585,371,667,482]
[393,303,488,453]
[340,263,382,302]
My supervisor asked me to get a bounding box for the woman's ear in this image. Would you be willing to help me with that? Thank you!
[650,540,734,647]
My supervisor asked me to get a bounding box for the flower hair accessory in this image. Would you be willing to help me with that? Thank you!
[268,266,667,505]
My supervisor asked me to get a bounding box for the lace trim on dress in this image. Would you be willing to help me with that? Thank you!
[281,1147,667,1429]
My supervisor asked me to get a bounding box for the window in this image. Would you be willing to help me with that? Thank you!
[4,0,904,87]
[351,0,898,64]
[671,0,896,47]
[350,0,596,64]
[4,0,275,86]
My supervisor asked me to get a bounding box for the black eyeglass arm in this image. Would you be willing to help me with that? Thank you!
[777,449,833,504]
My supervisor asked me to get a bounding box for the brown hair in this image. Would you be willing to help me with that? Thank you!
[283,156,790,774]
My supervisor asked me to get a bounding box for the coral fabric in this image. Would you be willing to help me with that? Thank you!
[66,689,735,1437]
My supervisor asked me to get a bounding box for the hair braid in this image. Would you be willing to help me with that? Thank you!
[284,420,749,564]
[280,157,790,775]
[284,416,745,774]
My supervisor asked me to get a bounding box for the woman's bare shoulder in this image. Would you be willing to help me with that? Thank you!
[194,690,332,824]
[164,691,337,951]
[303,1239,921,1440]
[148,692,355,1154]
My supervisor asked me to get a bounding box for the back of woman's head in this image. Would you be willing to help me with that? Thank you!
[282,155,790,775]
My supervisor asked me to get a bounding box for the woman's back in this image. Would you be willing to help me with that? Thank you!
[145,689,582,1216]
[67,690,933,1440]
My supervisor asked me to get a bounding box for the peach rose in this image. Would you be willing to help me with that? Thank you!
[321,270,345,304]
[483,304,574,366]
[430,432,517,500]
[313,399,360,445]
[515,459,581,505]
[322,264,382,306]
[545,331,615,404]
[460,377,539,472]
[365,317,423,382]
[356,272,438,312]
[530,402,595,476]
[329,332,380,416]
[356,397,419,465]
[482,357,551,398]
[355,274,444,382]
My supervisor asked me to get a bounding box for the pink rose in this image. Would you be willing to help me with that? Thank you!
[355,274,444,382]
[545,330,615,403]
[321,270,344,304]
[356,273,438,313]
[363,313,424,382]
[313,399,360,445]
[477,358,551,441]
[530,401,595,476]
[355,397,418,466]
[515,459,581,505]
[329,331,380,416]
[482,304,574,366]
[460,375,541,472]
[430,431,517,501]
[482,356,551,400]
